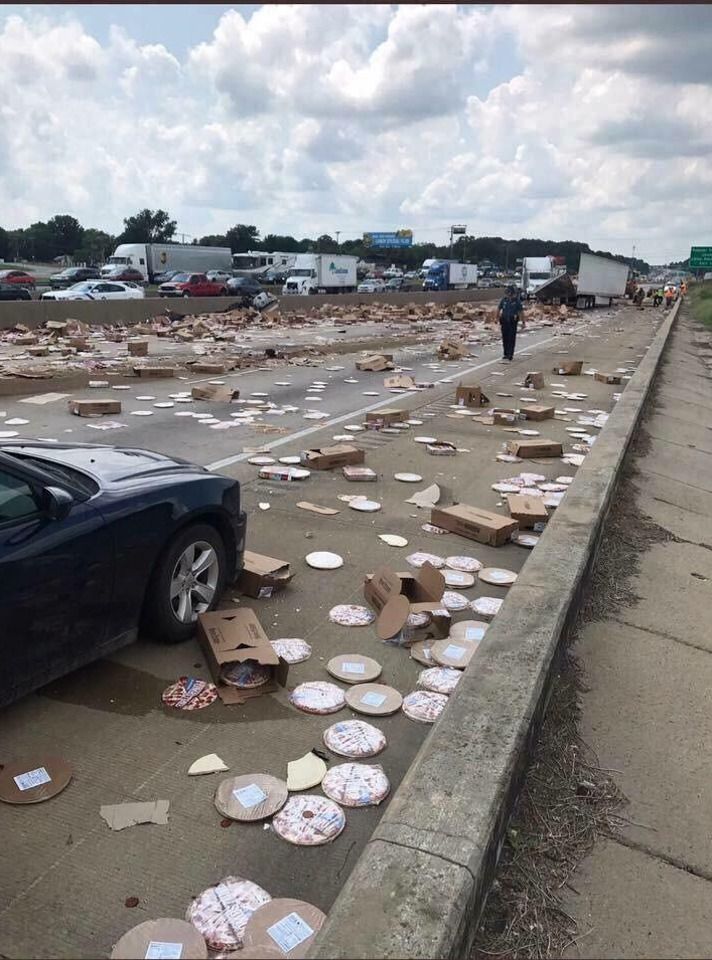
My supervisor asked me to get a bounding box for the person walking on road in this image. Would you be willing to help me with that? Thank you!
[680,279,688,297]
[633,286,645,308]
[653,288,663,307]
[497,286,524,362]
[664,286,676,309]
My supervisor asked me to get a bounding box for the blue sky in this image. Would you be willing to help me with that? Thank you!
[0,4,708,262]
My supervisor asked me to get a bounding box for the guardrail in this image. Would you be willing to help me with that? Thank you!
[0,289,501,330]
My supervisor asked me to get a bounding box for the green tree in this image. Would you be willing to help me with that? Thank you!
[0,226,10,262]
[46,215,85,258]
[73,228,115,265]
[224,224,260,253]
[198,233,228,247]
[260,233,301,253]
[120,209,177,244]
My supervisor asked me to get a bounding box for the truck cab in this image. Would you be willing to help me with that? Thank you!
[282,255,318,296]
[422,261,449,291]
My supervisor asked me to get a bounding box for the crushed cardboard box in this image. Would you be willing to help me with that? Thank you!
[455,384,489,407]
[133,365,177,378]
[197,607,288,705]
[384,374,416,389]
[524,371,545,389]
[365,408,406,427]
[301,444,365,470]
[521,404,554,421]
[238,551,293,599]
[552,361,583,376]
[127,340,148,357]
[343,465,377,481]
[506,438,563,458]
[507,494,549,528]
[438,339,470,360]
[364,562,449,642]
[355,354,394,372]
[68,398,122,417]
[594,372,622,384]
[191,383,240,402]
[430,503,519,546]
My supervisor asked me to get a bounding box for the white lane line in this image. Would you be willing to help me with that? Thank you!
[206,332,560,471]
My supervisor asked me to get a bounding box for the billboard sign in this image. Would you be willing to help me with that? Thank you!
[363,230,413,249]
[689,246,712,269]
[451,224,467,235]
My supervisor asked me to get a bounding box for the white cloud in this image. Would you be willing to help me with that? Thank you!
[0,3,710,262]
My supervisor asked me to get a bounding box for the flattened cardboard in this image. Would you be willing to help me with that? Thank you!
[507,494,549,528]
[0,757,72,804]
[111,919,208,960]
[431,636,478,669]
[286,753,327,791]
[384,374,416,389]
[327,654,382,684]
[343,465,377,482]
[506,438,563,458]
[345,683,403,716]
[594,371,622,384]
[296,502,339,516]
[100,800,169,831]
[455,384,489,408]
[552,360,583,376]
[238,551,293,599]
[301,444,365,470]
[244,899,326,960]
[521,404,554,421]
[191,383,240,402]
[133,365,177,378]
[524,371,545,389]
[430,504,519,547]
[68,398,121,417]
[197,607,289,705]
[355,354,394,372]
[365,408,406,426]
[127,340,148,357]
[192,362,227,374]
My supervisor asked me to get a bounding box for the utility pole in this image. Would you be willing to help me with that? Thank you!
[335,231,341,251]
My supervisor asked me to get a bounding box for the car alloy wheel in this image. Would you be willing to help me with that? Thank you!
[169,540,220,623]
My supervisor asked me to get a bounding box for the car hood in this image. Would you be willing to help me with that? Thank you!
[1,441,208,486]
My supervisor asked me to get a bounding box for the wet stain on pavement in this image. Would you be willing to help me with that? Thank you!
[40,659,292,723]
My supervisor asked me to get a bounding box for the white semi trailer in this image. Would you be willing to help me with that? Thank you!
[102,243,233,283]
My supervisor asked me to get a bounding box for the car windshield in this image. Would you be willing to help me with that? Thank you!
[107,257,129,265]
[169,273,191,283]
[60,269,80,277]
[529,272,550,280]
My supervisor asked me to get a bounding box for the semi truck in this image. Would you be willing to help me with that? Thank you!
[232,250,297,280]
[102,243,233,283]
[422,261,478,291]
[521,256,567,297]
[533,252,630,308]
[281,254,358,295]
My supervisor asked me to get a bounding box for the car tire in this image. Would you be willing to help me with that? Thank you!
[143,522,227,644]
[219,287,227,296]
[182,291,191,298]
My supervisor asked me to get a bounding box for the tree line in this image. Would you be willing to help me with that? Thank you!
[0,208,650,274]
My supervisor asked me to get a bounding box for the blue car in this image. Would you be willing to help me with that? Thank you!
[0,441,247,708]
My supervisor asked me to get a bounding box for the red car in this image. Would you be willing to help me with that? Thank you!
[0,270,36,288]
[158,272,228,298]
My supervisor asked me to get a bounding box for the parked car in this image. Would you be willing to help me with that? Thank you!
[0,270,36,288]
[0,282,32,301]
[357,279,385,293]
[0,440,247,707]
[41,281,145,301]
[153,269,182,285]
[263,268,289,285]
[205,270,233,284]
[226,276,264,298]
[49,267,101,289]
[100,266,146,285]
[159,273,228,298]
[385,277,404,290]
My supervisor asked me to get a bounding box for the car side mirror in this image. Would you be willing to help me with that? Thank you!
[43,486,73,521]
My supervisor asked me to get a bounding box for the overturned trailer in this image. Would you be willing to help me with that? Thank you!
[534,253,630,309]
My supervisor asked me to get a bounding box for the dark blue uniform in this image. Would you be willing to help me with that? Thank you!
[498,294,522,360]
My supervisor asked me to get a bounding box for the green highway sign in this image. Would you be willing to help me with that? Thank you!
[689,246,712,269]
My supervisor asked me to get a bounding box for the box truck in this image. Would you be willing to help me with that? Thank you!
[422,261,478,291]
[102,243,233,283]
[281,254,358,295]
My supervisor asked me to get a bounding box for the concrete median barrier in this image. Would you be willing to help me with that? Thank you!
[307,302,680,959]
[0,288,501,330]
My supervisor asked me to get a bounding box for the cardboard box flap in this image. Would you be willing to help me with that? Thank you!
[364,566,403,612]
[199,608,278,664]
[242,550,291,579]
[376,594,411,641]
[414,562,445,601]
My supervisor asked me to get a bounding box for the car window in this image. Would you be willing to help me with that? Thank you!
[106,284,124,292]
[0,469,40,523]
